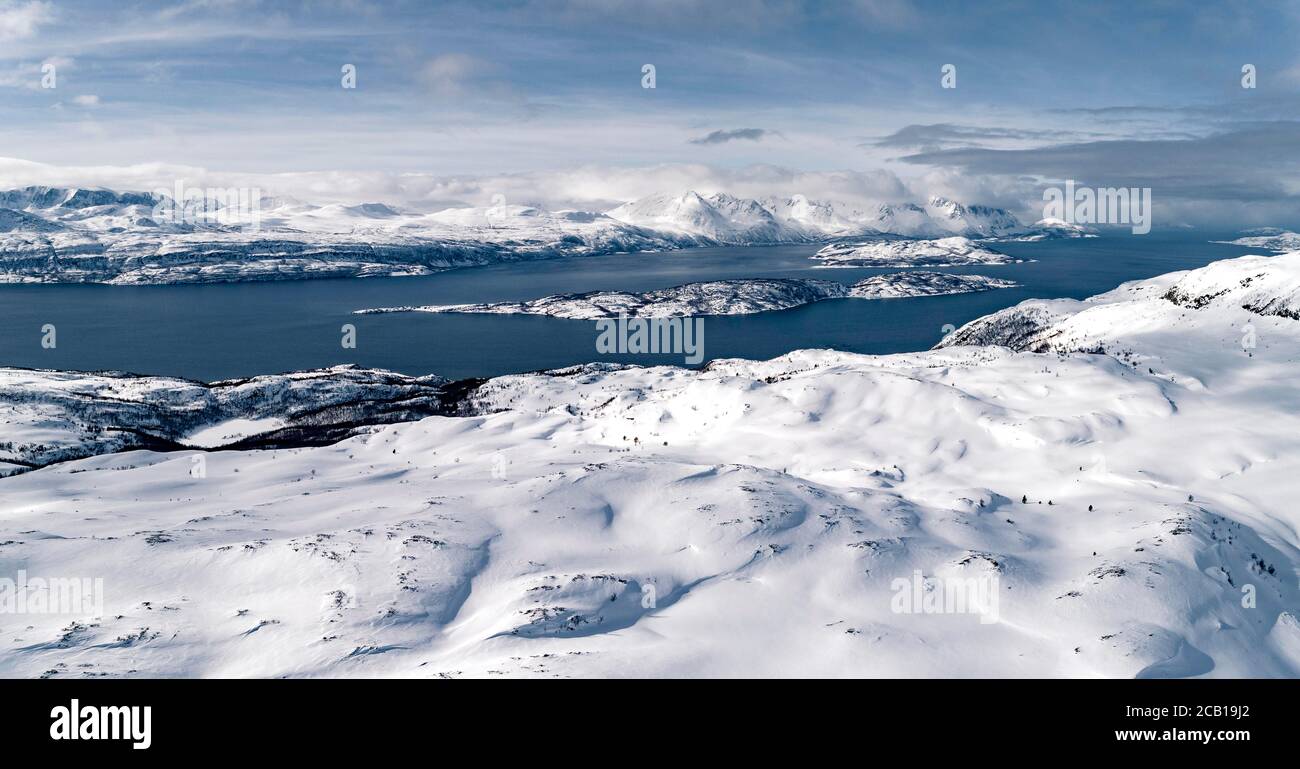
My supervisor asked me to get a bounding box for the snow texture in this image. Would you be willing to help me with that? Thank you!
[1,253,1298,677]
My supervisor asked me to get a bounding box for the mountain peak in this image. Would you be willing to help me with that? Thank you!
[604,190,1033,242]
[0,186,156,211]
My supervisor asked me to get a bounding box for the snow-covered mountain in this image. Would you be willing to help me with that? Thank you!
[1017,217,1098,241]
[356,273,1017,319]
[1,251,1297,677]
[607,191,1039,242]
[605,191,794,244]
[0,187,1072,284]
[924,196,1024,237]
[0,186,156,211]
[0,187,697,284]
[758,194,855,233]
[935,251,1300,355]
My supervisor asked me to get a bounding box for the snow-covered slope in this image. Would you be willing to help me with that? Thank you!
[0,365,451,474]
[1214,229,1300,253]
[355,274,1017,319]
[606,192,1043,242]
[812,236,1023,267]
[848,271,1017,299]
[358,278,850,319]
[924,196,1025,237]
[936,251,1300,360]
[0,187,696,284]
[605,192,793,244]
[1015,217,1098,240]
[758,194,859,234]
[1,252,1298,677]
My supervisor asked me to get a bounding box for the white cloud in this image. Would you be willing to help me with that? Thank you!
[0,54,69,89]
[0,156,917,213]
[4,154,1287,227]
[155,0,258,23]
[72,93,99,106]
[1278,61,1300,90]
[0,0,53,41]
[418,53,490,97]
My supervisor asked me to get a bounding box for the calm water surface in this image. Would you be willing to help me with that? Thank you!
[0,231,1257,380]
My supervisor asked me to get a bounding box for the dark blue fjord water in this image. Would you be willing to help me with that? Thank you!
[0,232,1257,381]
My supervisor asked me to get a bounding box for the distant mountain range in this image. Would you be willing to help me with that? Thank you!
[606,191,1038,242]
[0,186,1087,284]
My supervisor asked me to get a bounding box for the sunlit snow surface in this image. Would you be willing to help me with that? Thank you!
[0,253,1298,677]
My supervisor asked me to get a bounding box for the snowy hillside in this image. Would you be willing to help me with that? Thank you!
[1214,229,1300,253]
[607,192,1040,242]
[355,274,1017,319]
[935,251,1300,359]
[812,236,1023,267]
[924,196,1024,237]
[1016,218,1098,241]
[0,251,1298,677]
[848,271,1017,299]
[0,187,1070,284]
[358,278,850,319]
[0,366,451,475]
[605,192,795,244]
[0,187,697,284]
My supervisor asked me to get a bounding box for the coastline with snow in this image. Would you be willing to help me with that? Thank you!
[0,187,1082,285]
[2,250,1298,677]
[354,273,1018,319]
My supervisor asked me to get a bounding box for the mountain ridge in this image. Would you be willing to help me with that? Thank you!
[0,186,1078,284]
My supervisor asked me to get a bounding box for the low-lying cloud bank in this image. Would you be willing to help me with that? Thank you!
[3,138,1299,230]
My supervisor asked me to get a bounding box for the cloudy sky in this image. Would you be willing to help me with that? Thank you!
[1,0,1299,225]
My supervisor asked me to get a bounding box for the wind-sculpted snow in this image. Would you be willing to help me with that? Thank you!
[355,274,1017,319]
[812,236,1024,267]
[0,187,1070,284]
[2,252,1299,677]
